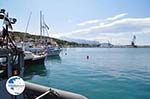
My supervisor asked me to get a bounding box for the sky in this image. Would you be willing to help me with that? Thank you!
[0,0,150,45]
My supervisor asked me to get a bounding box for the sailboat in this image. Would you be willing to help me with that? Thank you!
[40,11,61,56]
[22,12,46,66]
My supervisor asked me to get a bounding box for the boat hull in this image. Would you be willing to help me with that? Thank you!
[24,56,45,66]
[47,49,61,56]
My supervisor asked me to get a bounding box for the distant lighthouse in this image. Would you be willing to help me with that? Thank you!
[131,35,137,47]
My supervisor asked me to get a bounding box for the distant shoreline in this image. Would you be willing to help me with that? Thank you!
[65,45,150,48]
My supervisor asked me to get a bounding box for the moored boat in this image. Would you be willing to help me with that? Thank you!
[46,45,62,56]
[24,51,46,66]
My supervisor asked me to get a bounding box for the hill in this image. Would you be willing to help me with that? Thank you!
[11,31,90,47]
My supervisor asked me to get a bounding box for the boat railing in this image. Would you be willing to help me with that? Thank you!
[25,81,88,99]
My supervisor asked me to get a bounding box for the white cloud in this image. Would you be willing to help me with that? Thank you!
[77,19,100,26]
[76,13,128,27]
[107,13,128,21]
[68,17,150,36]
[61,16,150,44]
[142,28,150,33]
[55,13,150,44]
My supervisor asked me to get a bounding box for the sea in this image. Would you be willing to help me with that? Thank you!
[24,48,150,99]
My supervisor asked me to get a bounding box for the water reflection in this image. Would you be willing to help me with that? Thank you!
[45,56,62,64]
[24,64,47,80]
[24,56,61,80]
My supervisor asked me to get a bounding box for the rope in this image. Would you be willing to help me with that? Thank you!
[35,88,59,99]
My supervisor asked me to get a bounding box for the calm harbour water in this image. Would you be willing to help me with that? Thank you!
[24,48,150,99]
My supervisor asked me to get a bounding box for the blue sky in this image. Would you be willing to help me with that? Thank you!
[0,0,150,45]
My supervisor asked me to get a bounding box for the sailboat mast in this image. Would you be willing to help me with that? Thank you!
[25,12,32,33]
[40,11,42,40]
[43,14,45,37]
[24,12,32,41]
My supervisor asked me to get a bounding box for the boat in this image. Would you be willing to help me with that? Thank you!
[39,11,62,56]
[46,45,62,56]
[24,51,46,66]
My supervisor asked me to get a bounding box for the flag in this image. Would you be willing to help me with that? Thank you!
[43,21,49,30]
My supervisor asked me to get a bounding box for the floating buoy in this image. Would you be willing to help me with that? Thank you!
[86,56,89,59]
